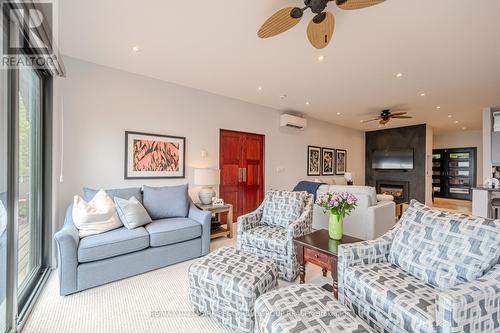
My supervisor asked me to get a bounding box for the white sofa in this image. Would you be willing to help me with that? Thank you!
[312,185,396,240]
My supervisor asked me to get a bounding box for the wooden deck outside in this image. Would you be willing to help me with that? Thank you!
[18,220,30,286]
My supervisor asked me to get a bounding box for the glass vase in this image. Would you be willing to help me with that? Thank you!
[328,213,343,240]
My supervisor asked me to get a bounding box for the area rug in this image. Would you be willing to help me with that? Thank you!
[22,237,329,333]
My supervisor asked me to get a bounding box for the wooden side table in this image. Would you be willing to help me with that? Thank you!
[294,230,363,298]
[196,203,233,239]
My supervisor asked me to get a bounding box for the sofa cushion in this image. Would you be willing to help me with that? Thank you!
[344,262,437,333]
[145,217,201,247]
[261,191,306,228]
[389,200,500,289]
[143,184,189,220]
[83,187,143,203]
[239,225,288,255]
[114,196,152,229]
[78,226,149,263]
[72,190,123,238]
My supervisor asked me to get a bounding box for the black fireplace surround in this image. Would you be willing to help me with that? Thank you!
[366,124,427,203]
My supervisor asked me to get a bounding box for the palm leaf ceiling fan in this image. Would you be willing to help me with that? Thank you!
[258,0,385,49]
[361,109,413,125]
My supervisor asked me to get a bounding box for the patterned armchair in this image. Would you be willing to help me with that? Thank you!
[236,191,313,281]
[338,200,500,333]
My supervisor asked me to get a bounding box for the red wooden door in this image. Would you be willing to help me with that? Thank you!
[220,130,265,219]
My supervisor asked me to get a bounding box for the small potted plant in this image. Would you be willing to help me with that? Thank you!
[316,191,358,240]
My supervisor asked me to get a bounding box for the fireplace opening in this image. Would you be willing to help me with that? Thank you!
[376,180,409,204]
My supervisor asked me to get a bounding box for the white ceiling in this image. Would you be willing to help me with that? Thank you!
[58,0,500,133]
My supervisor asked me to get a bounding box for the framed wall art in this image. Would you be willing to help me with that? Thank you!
[335,149,347,175]
[307,146,321,176]
[125,131,186,179]
[321,148,335,176]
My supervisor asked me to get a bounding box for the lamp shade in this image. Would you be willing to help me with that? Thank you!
[194,168,220,186]
[344,172,353,181]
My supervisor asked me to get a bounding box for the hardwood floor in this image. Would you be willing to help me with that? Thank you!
[430,198,472,215]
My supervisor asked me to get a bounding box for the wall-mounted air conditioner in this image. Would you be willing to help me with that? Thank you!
[280,114,307,130]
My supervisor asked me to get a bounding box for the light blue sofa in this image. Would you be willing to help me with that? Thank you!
[54,186,211,296]
[338,200,500,333]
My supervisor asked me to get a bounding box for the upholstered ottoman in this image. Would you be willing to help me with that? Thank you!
[188,246,278,333]
[254,284,375,333]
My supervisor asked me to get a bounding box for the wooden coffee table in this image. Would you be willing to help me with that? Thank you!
[294,229,363,298]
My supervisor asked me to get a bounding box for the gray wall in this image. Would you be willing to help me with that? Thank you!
[365,124,427,203]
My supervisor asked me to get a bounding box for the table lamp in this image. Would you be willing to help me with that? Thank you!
[194,168,220,205]
[344,172,353,186]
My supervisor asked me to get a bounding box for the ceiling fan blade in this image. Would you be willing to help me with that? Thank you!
[379,119,390,125]
[390,112,407,116]
[392,116,413,119]
[258,7,302,39]
[337,0,385,10]
[307,11,335,49]
[361,118,380,123]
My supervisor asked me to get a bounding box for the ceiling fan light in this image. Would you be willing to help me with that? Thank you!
[290,7,303,19]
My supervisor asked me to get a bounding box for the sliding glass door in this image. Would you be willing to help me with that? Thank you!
[1,68,8,333]
[1,65,51,332]
[17,68,43,304]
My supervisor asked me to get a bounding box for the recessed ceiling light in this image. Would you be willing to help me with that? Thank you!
[447,114,452,118]
[462,126,467,130]
[317,55,325,61]
[395,73,403,78]
[279,94,287,99]
[132,46,140,52]
[337,112,341,115]
[359,120,364,123]
[305,101,310,105]
[258,86,263,91]
[420,92,426,97]
[454,120,459,124]
[436,106,441,109]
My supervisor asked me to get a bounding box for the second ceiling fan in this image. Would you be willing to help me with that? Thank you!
[258,0,385,49]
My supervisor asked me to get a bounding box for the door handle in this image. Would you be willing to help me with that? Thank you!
[242,168,247,183]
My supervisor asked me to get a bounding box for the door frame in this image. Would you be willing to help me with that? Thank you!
[219,129,265,217]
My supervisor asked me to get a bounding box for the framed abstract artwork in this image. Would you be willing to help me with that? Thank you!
[307,146,321,176]
[125,131,186,179]
[336,149,347,175]
[321,148,335,176]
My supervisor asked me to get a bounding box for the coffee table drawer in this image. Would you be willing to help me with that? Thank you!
[304,248,330,267]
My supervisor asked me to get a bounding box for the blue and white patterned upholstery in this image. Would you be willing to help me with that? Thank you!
[338,200,500,333]
[188,247,278,333]
[389,200,500,289]
[236,191,313,281]
[238,225,288,255]
[344,263,437,333]
[261,190,306,228]
[254,284,375,333]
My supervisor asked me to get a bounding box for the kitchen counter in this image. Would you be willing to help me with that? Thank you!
[472,186,500,192]
[472,188,500,218]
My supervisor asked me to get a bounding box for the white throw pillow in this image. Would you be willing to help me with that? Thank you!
[72,189,122,238]
[0,201,7,236]
[114,196,152,229]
